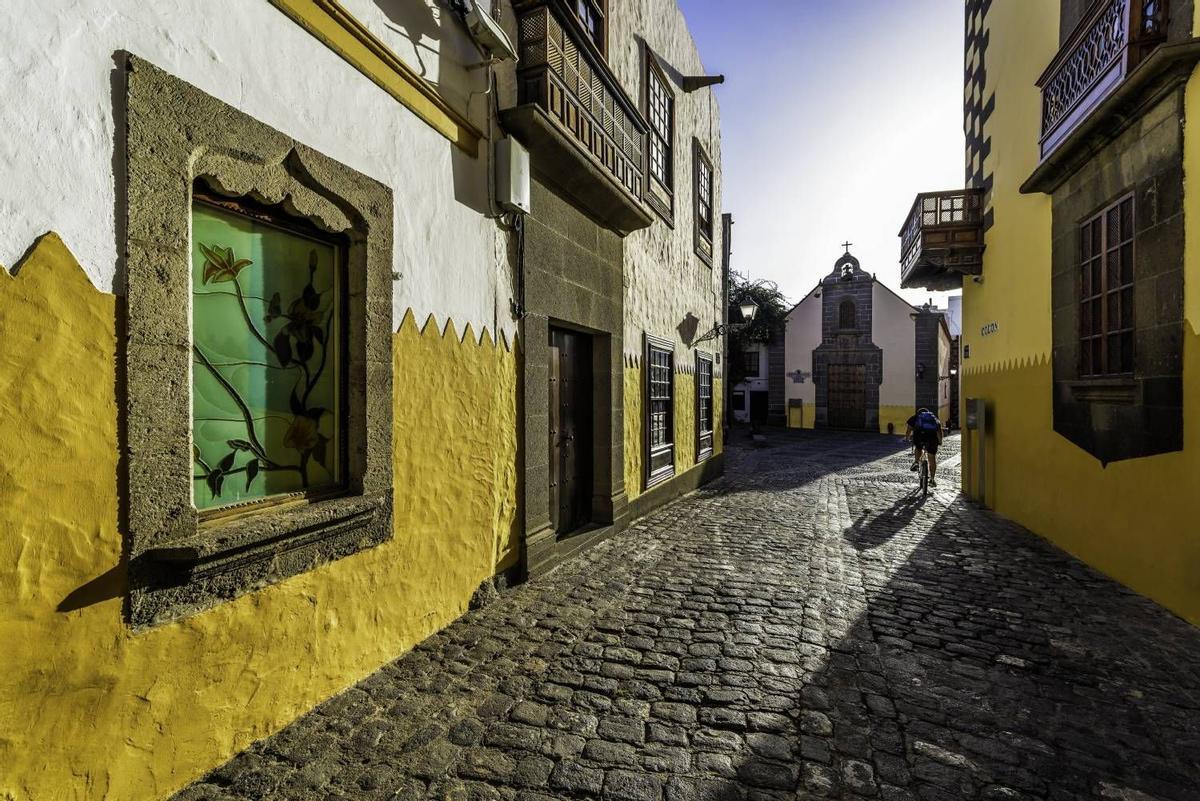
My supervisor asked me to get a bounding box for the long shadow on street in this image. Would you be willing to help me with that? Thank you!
[175,430,1199,801]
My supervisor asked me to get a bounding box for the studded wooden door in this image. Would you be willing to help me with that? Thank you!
[549,328,593,536]
[826,364,866,430]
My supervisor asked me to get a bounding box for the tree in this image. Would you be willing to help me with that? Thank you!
[726,271,790,389]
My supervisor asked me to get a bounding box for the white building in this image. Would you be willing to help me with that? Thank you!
[784,250,952,433]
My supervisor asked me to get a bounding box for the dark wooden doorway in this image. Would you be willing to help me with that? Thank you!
[549,328,593,537]
[749,391,768,425]
[827,364,866,430]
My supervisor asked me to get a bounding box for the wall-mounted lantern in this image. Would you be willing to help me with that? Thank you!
[693,299,758,346]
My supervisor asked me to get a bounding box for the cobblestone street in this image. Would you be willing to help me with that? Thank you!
[179,431,1200,801]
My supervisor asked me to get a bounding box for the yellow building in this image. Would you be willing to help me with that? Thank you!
[0,1,725,798]
[901,0,1200,624]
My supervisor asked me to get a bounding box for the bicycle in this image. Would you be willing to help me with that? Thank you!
[906,438,931,499]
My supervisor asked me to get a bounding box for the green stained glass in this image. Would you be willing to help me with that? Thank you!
[191,201,343,511]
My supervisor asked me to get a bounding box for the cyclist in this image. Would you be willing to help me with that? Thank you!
[905,408,944,487]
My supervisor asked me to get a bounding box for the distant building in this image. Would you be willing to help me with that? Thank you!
[730,337,785,426]
[784,250,951,433]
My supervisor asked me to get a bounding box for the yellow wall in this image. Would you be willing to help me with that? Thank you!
[960,2,1200,623]
[0,235,520,800]
[623,358,643,501]
[878,405,911,436]
[788,403,816,429]
[673,368,696,471]
[622,360,724,500]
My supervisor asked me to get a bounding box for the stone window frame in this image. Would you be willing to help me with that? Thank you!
[644,50,675,225]
[644,333,676,489]
[124,57,394,628]
[695,350,714,462]
[1078,192,1136,377]
[692,139,714,267]
[839,299,857,330]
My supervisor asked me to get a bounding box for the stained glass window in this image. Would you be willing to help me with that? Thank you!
[191,199,345,511]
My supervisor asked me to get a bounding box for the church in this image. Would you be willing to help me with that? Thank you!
[784,248,953,434]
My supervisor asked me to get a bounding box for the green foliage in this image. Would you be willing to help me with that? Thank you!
[726,271,790,388]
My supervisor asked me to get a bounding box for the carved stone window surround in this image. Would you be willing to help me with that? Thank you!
[124,56,394,628]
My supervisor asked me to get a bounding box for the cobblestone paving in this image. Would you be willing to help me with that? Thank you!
[178,431,1200,801]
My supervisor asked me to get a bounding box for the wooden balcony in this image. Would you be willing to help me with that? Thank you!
[899,189,985,291]
[1037,0,1167,161]
[502,0,652,234]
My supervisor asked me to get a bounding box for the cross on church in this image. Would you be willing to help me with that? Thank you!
[841,241,853,252]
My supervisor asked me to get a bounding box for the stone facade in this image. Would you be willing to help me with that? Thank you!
[913,308,946,414]
[1050,89,1185,464]
[520,180,628,577]
[812,252,883,431]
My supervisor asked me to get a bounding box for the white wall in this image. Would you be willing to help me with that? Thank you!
[0,0,513,338]
[872,282,917,410]
[946,294,963,337]
[612,0,724,366]
[937,320,953,420]
[783,287,821,426]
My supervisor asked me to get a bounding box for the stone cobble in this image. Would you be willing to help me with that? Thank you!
[176,430,1200,801]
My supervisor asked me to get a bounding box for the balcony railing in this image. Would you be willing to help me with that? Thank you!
[899,189,985,290]
[1037,0,1167,160]
[505,0,650,231]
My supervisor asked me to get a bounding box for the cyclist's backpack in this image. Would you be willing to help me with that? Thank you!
[915,410,939,434]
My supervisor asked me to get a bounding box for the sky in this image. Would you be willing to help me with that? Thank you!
[676,0,966,308]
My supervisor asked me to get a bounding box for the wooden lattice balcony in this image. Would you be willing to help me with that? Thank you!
[503,0,652,233]
[899,189,985,291]
[1037,0,1167,160]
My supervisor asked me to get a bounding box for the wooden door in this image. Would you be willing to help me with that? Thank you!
[549,328,593,536]
[826,364,866,430]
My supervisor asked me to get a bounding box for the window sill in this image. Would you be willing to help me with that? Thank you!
[1068,377,1138,405]
[146,494,386,565]
[695,237,713,267]
[646,187,675,228]
[131,494,391,629]
[646,465,676,489]
[696,445,714,463]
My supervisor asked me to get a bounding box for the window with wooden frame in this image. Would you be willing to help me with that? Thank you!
[743,348,760,378]
[571,0,606,54]
[1079,194,1134,376]
[645,54,674,222]
[696,352,714,461]
[693,140,714,265]
[645,335,675,487]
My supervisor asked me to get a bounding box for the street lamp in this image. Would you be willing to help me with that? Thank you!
[693,299,758,346]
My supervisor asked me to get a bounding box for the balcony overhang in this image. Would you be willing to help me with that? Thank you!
[505,0,653,236]
[501,105,653,234]
[898,189,985,291]
[1022,39,1200,194]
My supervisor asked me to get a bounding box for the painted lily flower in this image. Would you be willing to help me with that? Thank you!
[198,242,253,284]
[283,414,321,452]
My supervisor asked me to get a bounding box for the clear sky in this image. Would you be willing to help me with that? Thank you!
[677,0,966,308]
